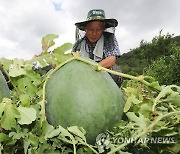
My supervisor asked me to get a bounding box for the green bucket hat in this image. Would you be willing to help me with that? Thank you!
[75,9,118,31]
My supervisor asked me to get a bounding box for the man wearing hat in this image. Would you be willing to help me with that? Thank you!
[72,9,122,86]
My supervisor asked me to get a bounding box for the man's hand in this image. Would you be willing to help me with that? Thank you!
[98,56,116,68]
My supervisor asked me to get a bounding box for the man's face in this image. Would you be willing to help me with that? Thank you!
[85,21,105,44]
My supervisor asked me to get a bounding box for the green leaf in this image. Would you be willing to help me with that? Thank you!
[53,53,73,64]
[9,131,26,140]
[124,87,137,97]
[152,127,178,136]
[0,101,5,116]
[45,125,75,144]
[29,54,51,67]
[29,132,39,147]
[9,59,26,77]
[126,112,148,131]
[16,77,38,97]
[26,70,42,86]
[77,147,94,154]
[53,42,73,54]
[124,95,132,112]
[24,138,30,154]
[19,94,30,107]
[149,81,161,91]
[139,103,152,117]
[45,126,61,139]
[17,106,36,125]
[164,88,180,106]
[57,125,76,144]
[124,94,141,112]
[0,99,20,130]
[51,42,73,64]
[0,133,10,142]
[67,126,86,142]
[42,34,59,52]
[154,85,180,106]
[144,76,156,83]
[40,121,54,142]
[0,58,13,70]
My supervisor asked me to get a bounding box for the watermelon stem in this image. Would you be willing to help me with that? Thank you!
[79,140,99,154]
[152,85,180,112]
[73,143,76,154]
[73,55,160,91]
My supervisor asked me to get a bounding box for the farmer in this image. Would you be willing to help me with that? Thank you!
[72,9,122,86]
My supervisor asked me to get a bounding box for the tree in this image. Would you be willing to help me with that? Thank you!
[135,32,176,63]
[144,44,180,85]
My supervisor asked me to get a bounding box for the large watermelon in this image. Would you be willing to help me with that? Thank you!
[45,60,125,144]
[0,70,10,102]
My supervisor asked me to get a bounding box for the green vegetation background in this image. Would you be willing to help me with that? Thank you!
[117,32,180,86]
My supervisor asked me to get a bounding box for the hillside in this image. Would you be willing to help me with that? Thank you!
[117,34,180,75]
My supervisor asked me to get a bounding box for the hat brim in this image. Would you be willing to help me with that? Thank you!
[75,19,118,31]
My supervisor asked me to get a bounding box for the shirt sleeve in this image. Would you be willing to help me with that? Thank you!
[103,33,121,58]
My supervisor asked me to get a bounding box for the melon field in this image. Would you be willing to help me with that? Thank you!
[0,34,180,154]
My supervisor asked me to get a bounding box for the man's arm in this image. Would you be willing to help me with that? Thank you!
[98,56,116,68]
